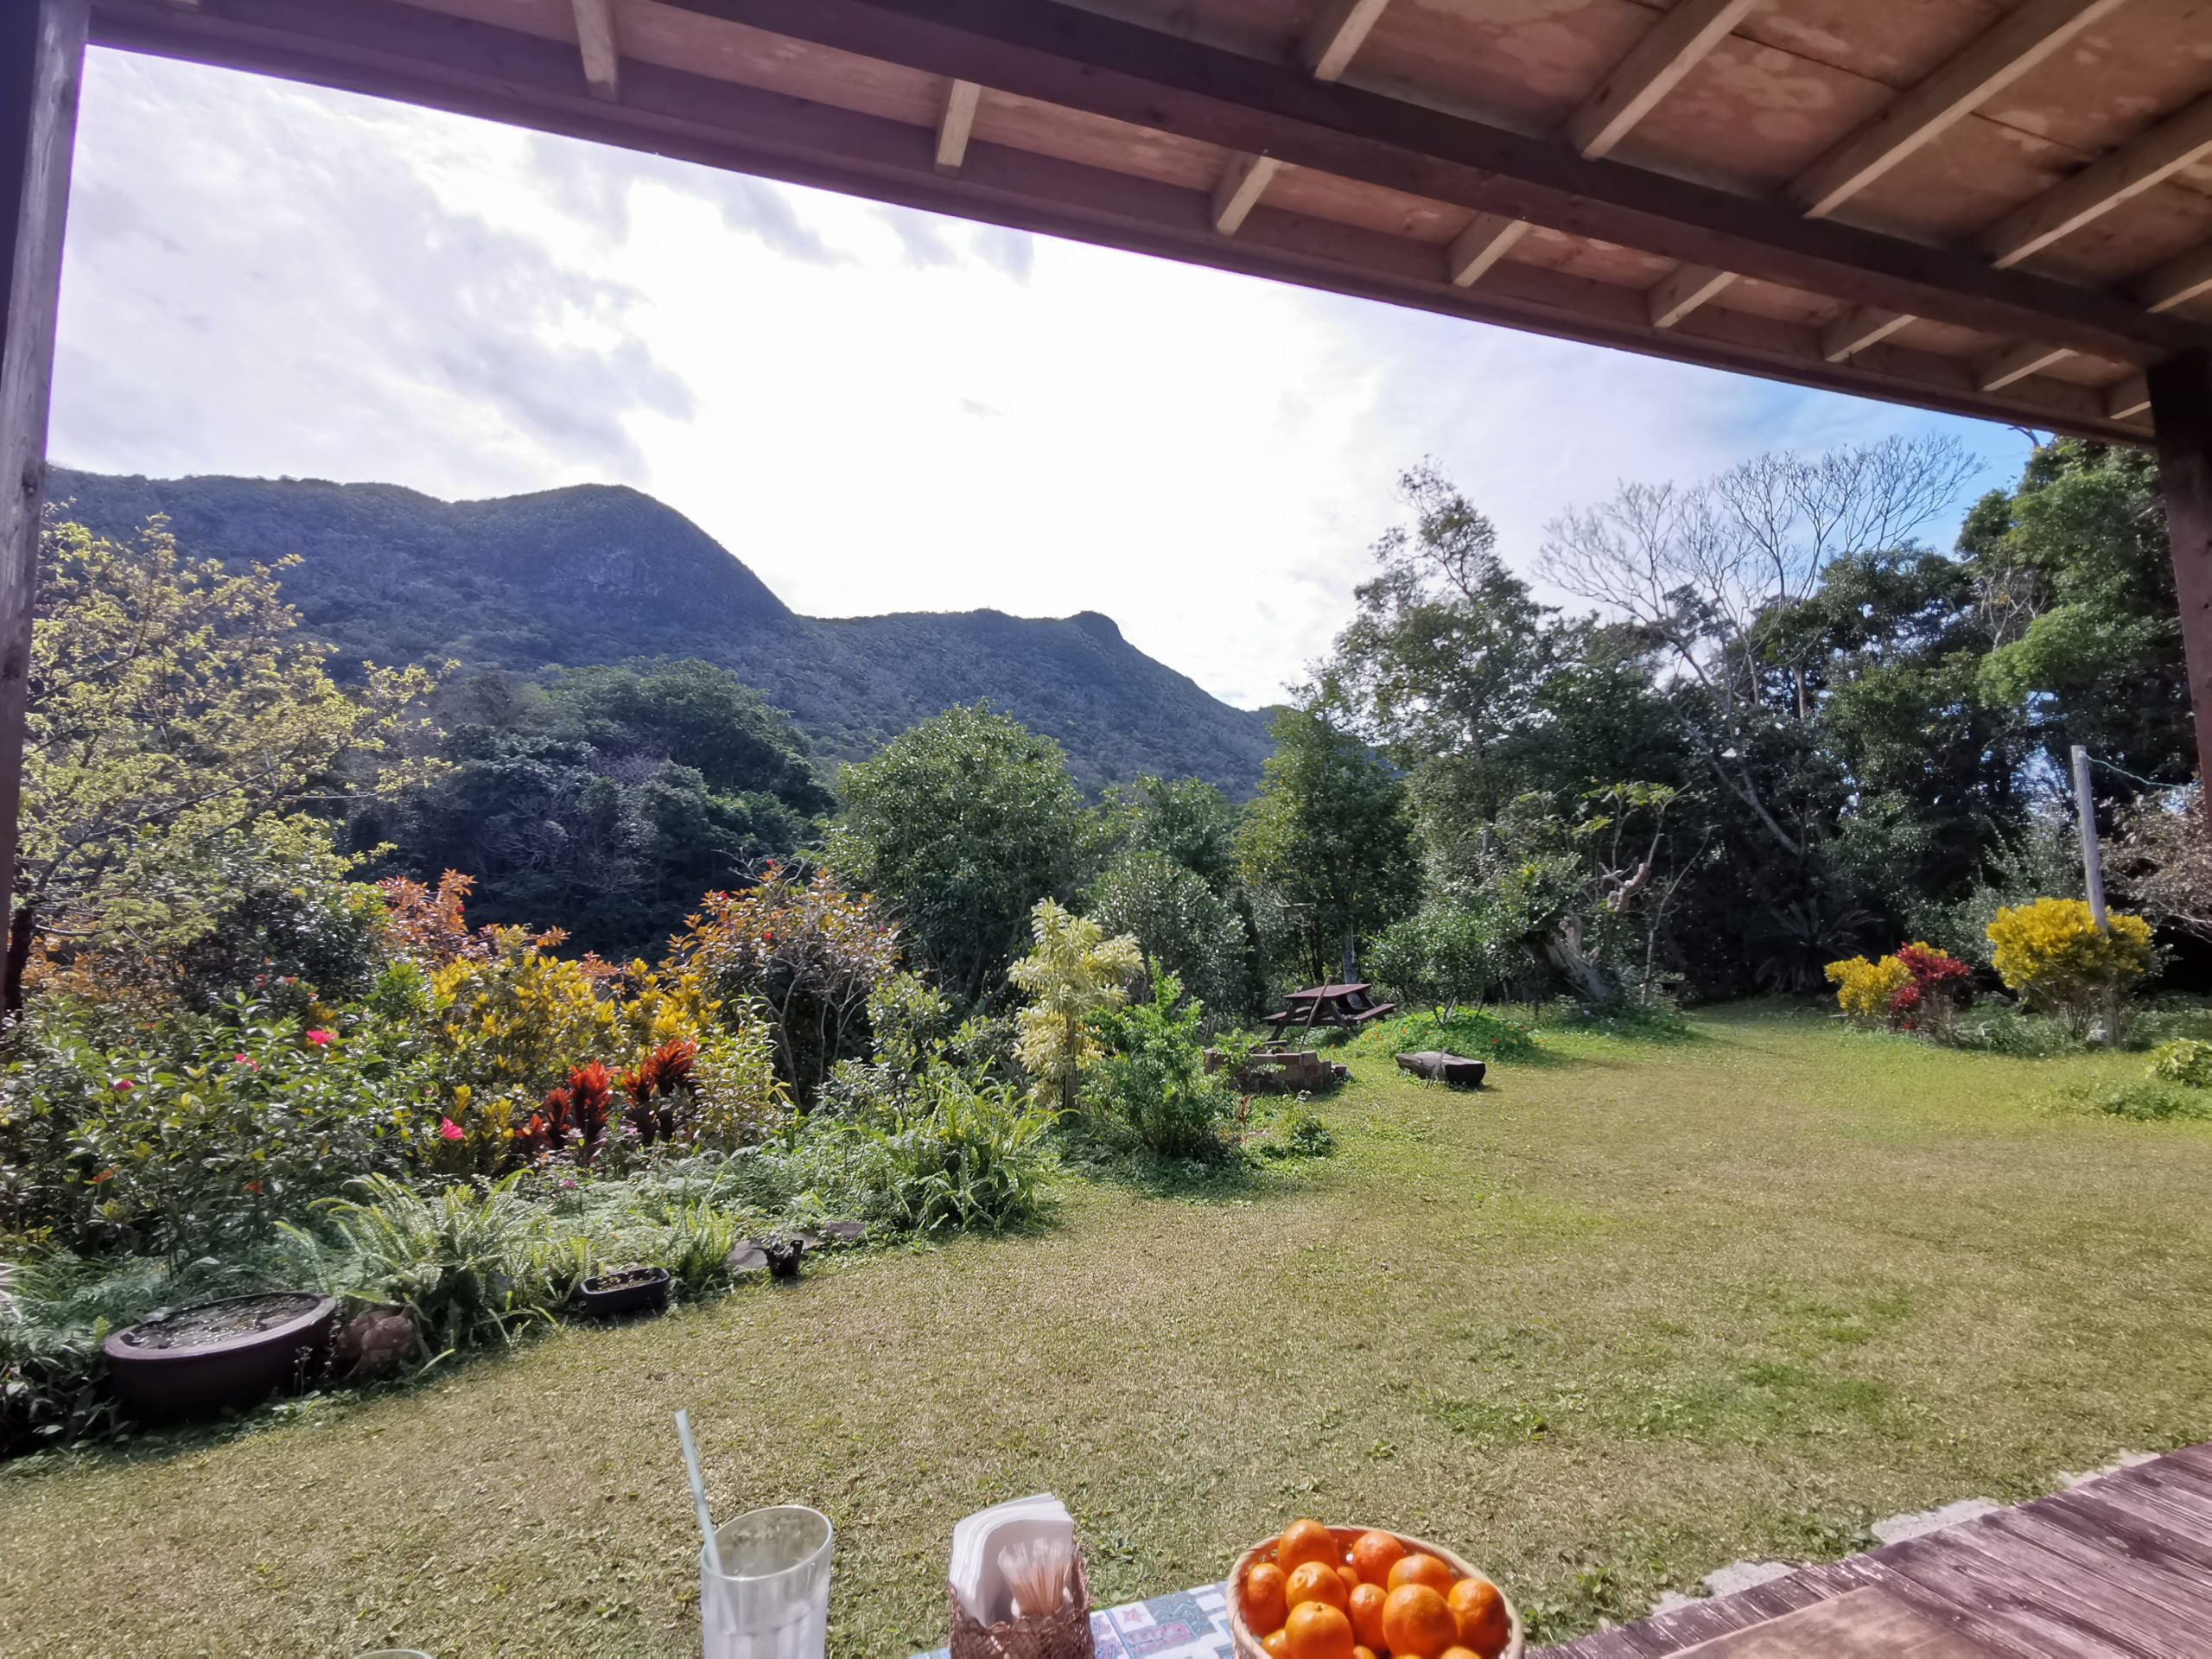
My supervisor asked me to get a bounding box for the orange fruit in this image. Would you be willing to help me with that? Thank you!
[1337,1564,1362,1598]
[1285,1560,1350,1615]
[1440,1649,1479,1659]
[1245,1562,1289,1635]
[1284,1600,1357,1659]
[1388,1553,1456,1597]
[1278,1518,1339,1578]
[1350,1530,1406,1586]
[1381,1584,1458,1659]
[1353,1649,1377,1659]
[1446,1576,1511,1658]
[1347,1582,1389,1650]
[1262,1630,1292,1659]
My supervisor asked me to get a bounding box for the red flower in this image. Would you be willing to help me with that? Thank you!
[111,1078,133,1092]
[304,1028,333,1047]
[88,1169,112,1185]
[439,1117,465,1141]
[232,1052,259,1069]
[244,1179,264,1196]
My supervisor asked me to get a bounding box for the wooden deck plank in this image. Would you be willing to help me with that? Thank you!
[1535,1448,2212,1657]
[1670,1587,2002,1656]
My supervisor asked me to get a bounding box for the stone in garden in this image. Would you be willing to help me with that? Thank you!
[1394,1051,1487,1088]
[332,1306,417,1381]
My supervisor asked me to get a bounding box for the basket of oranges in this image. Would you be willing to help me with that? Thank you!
[1226,1519,1522,1659]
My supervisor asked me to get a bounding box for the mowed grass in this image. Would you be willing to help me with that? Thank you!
[5,1004,2211,1657]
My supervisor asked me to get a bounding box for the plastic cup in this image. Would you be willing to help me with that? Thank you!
[700,1504,835,1659]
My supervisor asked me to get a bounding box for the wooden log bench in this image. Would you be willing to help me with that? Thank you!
[1395,1050,1487,1088]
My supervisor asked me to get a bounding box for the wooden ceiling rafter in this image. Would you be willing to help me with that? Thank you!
[935,77,981,174]
[1301,0,1391,86]
[1211,149,1278,234]
[568,0,617,102]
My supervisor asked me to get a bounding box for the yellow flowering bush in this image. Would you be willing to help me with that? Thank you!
[1986,897,2154,1036]
[1825,953,1910,1022]
[429,928,622,1103]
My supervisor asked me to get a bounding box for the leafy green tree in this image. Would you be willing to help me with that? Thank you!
[16,519,435,1010]
[1961,440,2190,792]
[1007,899,1141,1114]
[365,659,828,958]
[1236,702,1415,986]
[828,703,1088,1003]
[1087,849,1255,1021]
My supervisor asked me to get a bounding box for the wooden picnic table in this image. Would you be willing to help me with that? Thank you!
[1262,982,1396,1045]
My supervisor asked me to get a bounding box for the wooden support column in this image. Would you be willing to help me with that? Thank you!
[2149,351,2212,816]
[0,0,87,996]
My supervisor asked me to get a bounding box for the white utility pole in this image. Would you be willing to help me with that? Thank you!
[2070,744,2108,929]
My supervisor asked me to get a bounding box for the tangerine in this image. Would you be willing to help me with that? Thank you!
[1440,1649,1479,1659]
[1278,1519,1340,1578]
[1446,1575,1510,1657]
[1285,1560,1350,1615]
[1387,1553,1456,1597]
[1285,1600,1357,1659]
[1347,1582,1389,1650]
[1350,1530,1406,1585]
[1337,1565,1363,1599]
[1262,1630,1292,1659]
[1353,1649,1378,1659]
[1245,1562,1289,1635]
[1381,1584,1458,1659]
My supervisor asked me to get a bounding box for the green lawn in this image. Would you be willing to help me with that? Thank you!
[4,1005,2209,1657]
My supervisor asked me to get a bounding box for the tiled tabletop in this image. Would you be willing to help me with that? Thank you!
[917,1581,1235,1659]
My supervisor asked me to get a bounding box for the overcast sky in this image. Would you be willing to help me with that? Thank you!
[49,48,2031,710]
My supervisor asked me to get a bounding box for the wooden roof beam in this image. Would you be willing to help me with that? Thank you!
[1648,263,1737,328]
[1821,306,1914,362]
[570,0,618,101]
[1302,0,1391,85]
[935,77,980,173]
[1978,341,2075,391]
[1569,0,1762,162]
[1211,150,1279,234]
[2138,241,2212,315]
[1985,90,2212,269]
[646,0,2200,365]
[1793,0,2130,220]
[1445,213,1528,286]
[2107,372,2151,420]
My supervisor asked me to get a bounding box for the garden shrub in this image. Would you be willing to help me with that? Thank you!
[1362,1007,1539,1061]
[311,1173,565,1353]
[2147,1039,2212,1089]
[1825,954,1911,1023]
[0,996,435,1256]
[2076,1079,2212,1122]
[1986,898,2154,1037]
[836,1066,1058,1235]
[1084,974,1241,1161]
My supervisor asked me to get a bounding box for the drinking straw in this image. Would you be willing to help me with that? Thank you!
[675,1408,722,1575]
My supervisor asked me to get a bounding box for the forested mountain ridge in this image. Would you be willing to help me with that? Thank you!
[45,468,1274,795]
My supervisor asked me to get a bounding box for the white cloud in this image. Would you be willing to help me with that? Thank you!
[51,48,2025,710]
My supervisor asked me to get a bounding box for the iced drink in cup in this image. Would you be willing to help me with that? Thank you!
[701,1504,834,1659]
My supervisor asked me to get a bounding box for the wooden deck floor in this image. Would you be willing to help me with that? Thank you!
[1538,1443,2212,1658]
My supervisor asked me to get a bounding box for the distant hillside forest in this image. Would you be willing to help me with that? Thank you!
[44,468,1275,798]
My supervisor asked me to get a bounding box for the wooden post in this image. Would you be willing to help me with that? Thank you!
[2149,351,2212,829]
[2069,744,2107,928]
[0,0,86,996]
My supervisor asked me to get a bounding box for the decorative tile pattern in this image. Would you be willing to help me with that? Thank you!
[915,1581,1233,1659]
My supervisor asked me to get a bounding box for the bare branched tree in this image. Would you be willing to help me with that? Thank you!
[1537,433,1981,855]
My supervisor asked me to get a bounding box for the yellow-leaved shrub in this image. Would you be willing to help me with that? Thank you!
[1985,897,2154,1036]
[1825,953,1910,1022]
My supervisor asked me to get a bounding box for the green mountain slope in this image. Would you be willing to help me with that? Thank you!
[45,469,1274,795]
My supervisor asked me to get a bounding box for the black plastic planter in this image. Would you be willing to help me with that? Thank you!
[575,1266,671,1318]
[104,1293,340,1424]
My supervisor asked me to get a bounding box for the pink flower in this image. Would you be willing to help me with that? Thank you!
[439,1117,465,1141]
[111,1078,133,1093]
[232,1052,259,1069]
[561,1178,578,1189]
[244,1179,264,1196]
[304,1029,333,1047]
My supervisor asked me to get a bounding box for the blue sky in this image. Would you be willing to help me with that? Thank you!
[48,48,2031,709]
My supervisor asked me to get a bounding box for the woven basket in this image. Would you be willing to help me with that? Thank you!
[947,1550,1093,1659]
[1224,1527,1524,1659]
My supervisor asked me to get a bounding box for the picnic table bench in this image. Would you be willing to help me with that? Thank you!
[1262,982,1395,1047]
